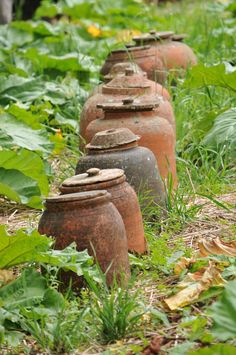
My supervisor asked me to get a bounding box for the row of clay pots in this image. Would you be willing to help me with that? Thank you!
[38,168,147,289]
[38,30,197,289]
[101,31,197,83]
[80,64,175,143]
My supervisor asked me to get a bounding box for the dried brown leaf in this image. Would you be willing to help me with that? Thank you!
[0,269,15,286]
[198,237,236,257]
[164,262,226,310]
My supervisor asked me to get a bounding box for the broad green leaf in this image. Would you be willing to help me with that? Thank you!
[0,114,53,153]
[209,280,236,340]
[0,226,51,269]
[7,104,42,129]
[0,269,47,310]
[0,149,49,207]
[168,341,196,354]
[189,344,236,355]
[0,168,41,206]
[184,63,236,91]
[0,26,33,48]
[203,108,236,157]
[0,149,49,194]
[23,48,94,73]
[0,75,46,103]
[35,242,97,278]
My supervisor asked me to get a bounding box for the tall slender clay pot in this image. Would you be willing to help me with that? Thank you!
[38,190,130,289]
[100,45,166,83]
[76,128,166,208]
[85,98,177,186]
[79,67,174,147]
[132,31,197,77]
[60,168,146,254]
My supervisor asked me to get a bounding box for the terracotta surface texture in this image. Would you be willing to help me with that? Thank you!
[85,98,177,186]
[38,190,130,289]
[76,128,166,208]
[60,168,147,254]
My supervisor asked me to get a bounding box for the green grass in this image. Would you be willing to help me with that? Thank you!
[0,0,236,353]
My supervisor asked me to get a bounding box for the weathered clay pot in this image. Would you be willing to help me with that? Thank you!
[100,45,166,83]
[85,98,177,186]
[89,62,143,97]
[79,68,174,146]
[76,128,166,208]
[38,190,130,289]
[60,168,146,254]
[132,31,197,77]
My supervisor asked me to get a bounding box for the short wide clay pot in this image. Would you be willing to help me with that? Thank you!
[76,128,166,209]
[38,190,130,289]
[60,168,147,254]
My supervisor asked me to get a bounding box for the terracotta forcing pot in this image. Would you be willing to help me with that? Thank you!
[132,30,197,78]
[85,98,177,186]
[38,190,130,289]
[79,67,174,147]
[100,45,166,83]
[60,168,147,254]
[76,128,166,208]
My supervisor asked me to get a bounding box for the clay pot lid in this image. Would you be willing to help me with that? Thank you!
[133,30,174,42]
[104,62,143,81]
[104,67,150,90]
[110,45,151,54]
[86,128,140,150]
[97,97,159,112]
[171,34,187,41]
[61,168,124,187]
[45,190,108,203]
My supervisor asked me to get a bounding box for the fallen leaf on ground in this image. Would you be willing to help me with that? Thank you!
[198,237,236,257]
[174,257,195,275]
[164,262,226,310]
[0,269,15,286]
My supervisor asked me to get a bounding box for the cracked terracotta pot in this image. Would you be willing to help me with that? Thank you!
[85,98,177,186]
[76,128,166,208]
[132,31,197,78]
[38,190,130,289]
[100,45,166,83]
[79,67,174,148]
[60,168,146,254]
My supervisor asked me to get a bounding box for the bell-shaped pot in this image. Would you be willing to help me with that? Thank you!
[132,31,197,78]
[100,45,166,83]
[76,128,166,209]
[60,168,146,254]
[79,67,175,147]
[85,98,177,186]
[38,190,130,289]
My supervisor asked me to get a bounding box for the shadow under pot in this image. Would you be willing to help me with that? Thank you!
[60,168,147,254]
[38,190,130,290]
[76,128,166,209]
[132,31,197,78]
[79,67,174,149]
[84,98,177,187]
[100,45,166,84]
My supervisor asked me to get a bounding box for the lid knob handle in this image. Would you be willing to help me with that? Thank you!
[149,30,156,35]
[87,168,100,176]
[125,68,134,76]
[122,98,134,105]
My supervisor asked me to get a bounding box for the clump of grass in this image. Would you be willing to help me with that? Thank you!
[84,270,144,344]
